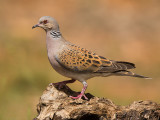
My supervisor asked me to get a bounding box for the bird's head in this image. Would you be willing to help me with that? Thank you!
[32,16,59,31]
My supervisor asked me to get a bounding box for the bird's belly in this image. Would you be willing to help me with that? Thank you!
[48,56,93,81]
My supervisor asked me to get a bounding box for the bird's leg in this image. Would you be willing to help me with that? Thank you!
[70,81,88,100]
[52,79,76,89]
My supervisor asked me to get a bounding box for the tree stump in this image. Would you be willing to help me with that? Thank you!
[34,83,160,120]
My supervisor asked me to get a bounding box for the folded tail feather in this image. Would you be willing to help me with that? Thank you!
[114,70,151,79]
[97,61,136,73]
[115,61,136,69]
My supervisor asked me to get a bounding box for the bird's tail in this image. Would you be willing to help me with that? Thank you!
[114,70,151,79]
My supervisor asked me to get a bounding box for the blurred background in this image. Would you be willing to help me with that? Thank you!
[0,0,160,119]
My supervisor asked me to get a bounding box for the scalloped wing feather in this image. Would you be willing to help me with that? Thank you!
[56,43,135,73]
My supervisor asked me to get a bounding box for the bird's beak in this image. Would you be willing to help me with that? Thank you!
[32,24,40,29]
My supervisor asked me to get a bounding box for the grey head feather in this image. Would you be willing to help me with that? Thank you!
[39,16,60,31]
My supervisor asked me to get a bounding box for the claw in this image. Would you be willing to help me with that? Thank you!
[83,94,88,100]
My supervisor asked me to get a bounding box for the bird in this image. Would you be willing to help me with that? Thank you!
[32,16,150,100]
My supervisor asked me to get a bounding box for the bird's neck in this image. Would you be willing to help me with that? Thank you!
[49,30,62,38]
[46,30,66,56]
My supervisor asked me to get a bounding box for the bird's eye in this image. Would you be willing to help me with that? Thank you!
[43,20,48,24]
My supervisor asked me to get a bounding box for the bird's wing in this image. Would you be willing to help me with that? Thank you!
[56,43,135,73]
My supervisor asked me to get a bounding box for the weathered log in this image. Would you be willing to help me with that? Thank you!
[34,83,160,120]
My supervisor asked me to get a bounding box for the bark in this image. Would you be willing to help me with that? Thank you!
[34,83,160,120]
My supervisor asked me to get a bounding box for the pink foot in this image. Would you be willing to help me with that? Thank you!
[70,81,88,100]
[70,93,88,100]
